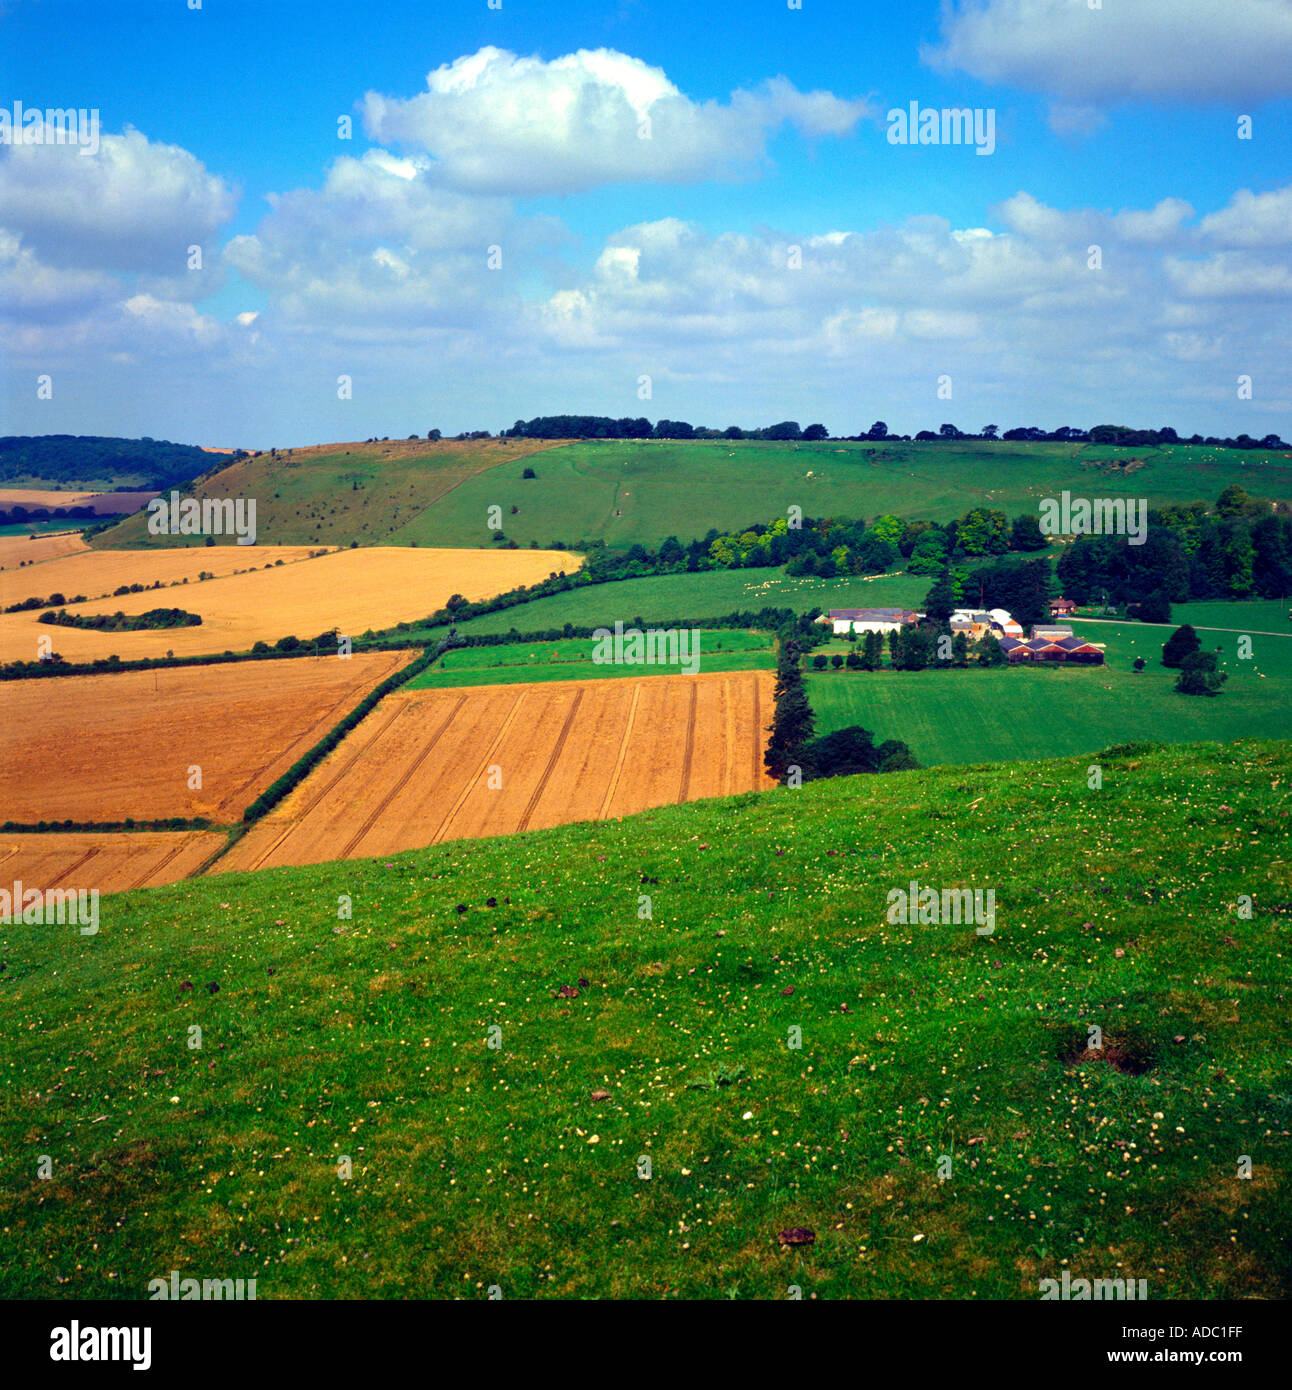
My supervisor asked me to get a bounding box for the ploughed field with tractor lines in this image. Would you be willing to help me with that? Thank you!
[0,651,413,826]
[215,670,776,874]
[0,830,227,893]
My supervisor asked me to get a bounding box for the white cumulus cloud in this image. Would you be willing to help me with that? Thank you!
[360,46,873,194]
[924,0,1292,106]
[0,122,235,273]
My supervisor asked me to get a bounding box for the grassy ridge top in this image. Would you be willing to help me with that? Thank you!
[1,738,1287,1298]
[93,438,1292,552]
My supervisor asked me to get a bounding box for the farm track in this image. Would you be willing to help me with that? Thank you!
[127,839,187,891]
[599,683,642,818]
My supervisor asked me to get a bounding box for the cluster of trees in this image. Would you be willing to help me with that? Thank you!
[1087,424,1287,450]
[0,435,219,490]
[576,506,1049,585]
[774,507,1046,577]
[249,631,340,654]
[502,416,829,441]
[765,639,918,782]
[1161,623,1227,697]
[508,501,1058,605]
[957,556,1057,627]
[0,503,100,526]
[37,606,202,631]
[1057,486,1291,606]
[3,590,87,613]
[498,418,1289,448]
[810,627,1006,672]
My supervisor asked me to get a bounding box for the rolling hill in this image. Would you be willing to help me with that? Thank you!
[91,437,1292,552]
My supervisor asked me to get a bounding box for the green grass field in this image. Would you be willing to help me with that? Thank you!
[396,568,929,640]
[93,438,1292,552]
[0,520,85,538]
[1,739,1286,1298]
[388,438,1292,550]
[1073,608,1292,681]
[406,631,775,689]
[806,653,1290,768]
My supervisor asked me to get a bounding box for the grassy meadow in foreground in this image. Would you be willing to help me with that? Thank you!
[0,739,1287,1299]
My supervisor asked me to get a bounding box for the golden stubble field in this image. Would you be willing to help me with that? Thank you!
[0,545,581,662]
[0,830,226,893]
[0,531,90,570]
[215,670,775,874]
[0,651,412,824]
[0,543,331,607]
[0,489,101,507]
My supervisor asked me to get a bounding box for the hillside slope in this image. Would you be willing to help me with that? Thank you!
[92,438,1292,552]
[400,438,1292,550]
[1,738,1287,1298]
[95,437,564,549]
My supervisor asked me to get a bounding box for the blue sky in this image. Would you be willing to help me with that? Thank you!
[2,0,1290,445]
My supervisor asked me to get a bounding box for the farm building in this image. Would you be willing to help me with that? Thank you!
[824,607,922,635]
[1000,634,1104,665]
[1050,597,1077,616]
[951,609,995,640]
[1030,623,1075,642]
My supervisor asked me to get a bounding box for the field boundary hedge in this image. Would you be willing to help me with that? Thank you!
[0,815,215,834]
[0,639,424,681]
[239,647,438,823]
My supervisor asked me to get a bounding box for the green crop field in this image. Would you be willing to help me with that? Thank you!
[93,438,1292,552]
[406,631,775,689]
[1,739,1286,1299]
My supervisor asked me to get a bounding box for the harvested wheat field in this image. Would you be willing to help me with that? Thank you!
[0,651,412,824]
[0,542,331,610]
[0,545,581,662]
[0,831,226,894]
[213,670,775,874]
[0,488,101,508]
[0,531,90,570]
